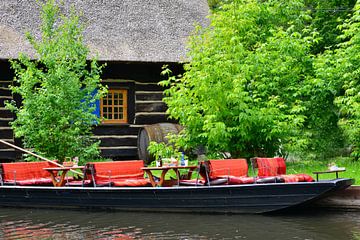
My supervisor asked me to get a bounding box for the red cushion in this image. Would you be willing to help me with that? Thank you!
[88,160,145,182]
[208,159,248,178]
[227,176,255,185]
[4,178,54,186]
[275,157,286,175]
[1,161,58,184]
[295,173,314,182]
[65,179,92,186]
[281,174,299,183]
[280,174,314,183]
[179,179,205,185]
[113,179,150,187]
[256,157,286,177]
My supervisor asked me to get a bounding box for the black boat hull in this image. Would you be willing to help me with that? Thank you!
[0,178,353,214]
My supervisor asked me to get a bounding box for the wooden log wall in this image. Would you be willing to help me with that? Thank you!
[0,61,183,161]
[0,61,18,161]
[92,62,182,160]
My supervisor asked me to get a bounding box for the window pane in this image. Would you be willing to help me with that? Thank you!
[119,107,123,119]
[108,96,112,105]
[101,89,127,123]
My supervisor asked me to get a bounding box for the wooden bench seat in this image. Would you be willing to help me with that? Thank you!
[85,160,151,187]
[0,161,58,186]
[251,157,314,183]
[181,159,255,186]
[205,159,255,185]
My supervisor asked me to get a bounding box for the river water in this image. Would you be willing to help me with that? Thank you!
[0,208,359,240]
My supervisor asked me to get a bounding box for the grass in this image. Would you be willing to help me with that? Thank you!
[286,157,359,184]
[145,157,359,184]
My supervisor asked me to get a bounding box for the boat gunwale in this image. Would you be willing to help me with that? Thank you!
[0,178,353,191]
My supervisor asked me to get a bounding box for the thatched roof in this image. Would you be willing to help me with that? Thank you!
[0,0,209,62]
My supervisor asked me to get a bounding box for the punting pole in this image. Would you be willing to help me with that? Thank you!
[0,139,83,176]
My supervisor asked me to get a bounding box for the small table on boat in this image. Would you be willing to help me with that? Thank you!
[141,165,198,187]
[313,168,346,181]
[43,166,85,187]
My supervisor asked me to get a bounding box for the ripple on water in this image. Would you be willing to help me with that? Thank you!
[0,208,358,240]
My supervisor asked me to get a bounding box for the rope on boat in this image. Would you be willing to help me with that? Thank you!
[0,139,83,176]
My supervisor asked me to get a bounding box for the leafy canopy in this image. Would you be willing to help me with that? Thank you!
[6,0,106,163]
[161,0,358,159]
[314,2,360,159]
[161,0,316,158]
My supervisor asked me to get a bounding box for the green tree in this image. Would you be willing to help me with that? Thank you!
[315,3,360,159]
[161,0,317,158]
[307,0,356,54]
[162,0,359,160]
[6,0,106,163]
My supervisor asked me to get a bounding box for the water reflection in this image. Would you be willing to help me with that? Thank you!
[0,208,358,239]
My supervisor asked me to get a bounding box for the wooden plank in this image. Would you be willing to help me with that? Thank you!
[0,98,12,107]
[0,81,12,88]
[92,125,141,136]
[96,136,138,147]
[136,92,163,101]
[0,144,14,150]
[135,82,164,92]
[0,88,11,96]
[0,119,11,127]
[0,109,14,118]
[134,113,175,125]
[0,128,13,139]
[0,139,14,150]
[100,147,138,159]
[0,149,16,161]
[136,102,167,112]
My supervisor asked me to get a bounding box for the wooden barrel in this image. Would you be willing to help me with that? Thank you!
[137,123,183,164]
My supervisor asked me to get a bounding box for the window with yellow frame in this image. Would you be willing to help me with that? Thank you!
[100,89,128,124]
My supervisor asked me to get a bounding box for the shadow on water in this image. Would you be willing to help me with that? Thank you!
[0,207,359,239]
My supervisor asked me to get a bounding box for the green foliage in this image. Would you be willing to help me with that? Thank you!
[161,0,359,160]
[314,3,360,160]
[161,0,317,158]
[147,141,182,160]
[207,0,231,11]
[307,0,356,54]
[6,0,106,164]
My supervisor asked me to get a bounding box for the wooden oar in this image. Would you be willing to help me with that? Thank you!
[0,139,83,176]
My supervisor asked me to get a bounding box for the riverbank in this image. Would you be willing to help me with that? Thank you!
[315,185,360,210]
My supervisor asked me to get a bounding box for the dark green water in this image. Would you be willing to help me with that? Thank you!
[0,208,359,239]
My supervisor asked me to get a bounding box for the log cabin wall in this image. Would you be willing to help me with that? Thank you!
[94,61,182,160]
[0,60,182,161]
[0,60,19,161]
